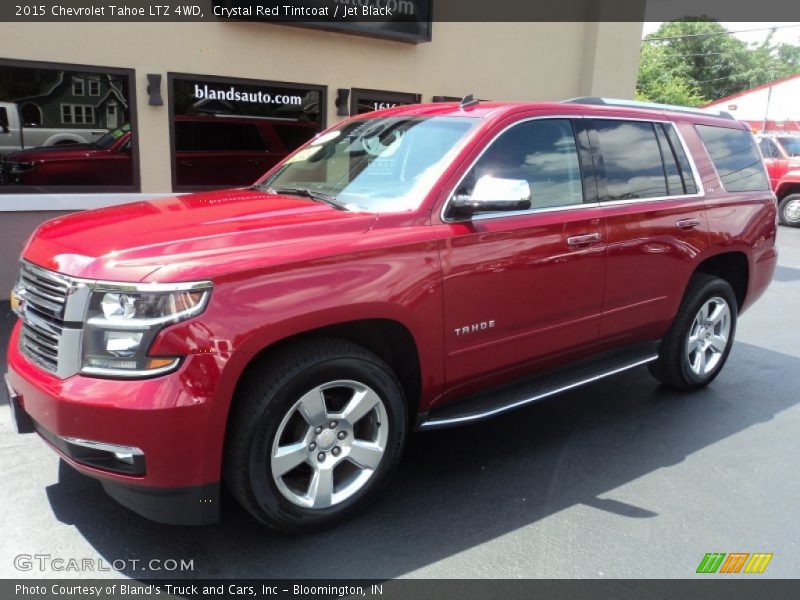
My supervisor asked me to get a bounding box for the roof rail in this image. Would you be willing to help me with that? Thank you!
[561,96,735,120]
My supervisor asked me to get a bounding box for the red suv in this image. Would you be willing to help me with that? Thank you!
[5,98,777,531]
[757,134,800,227]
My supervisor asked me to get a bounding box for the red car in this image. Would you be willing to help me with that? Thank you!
[757,134,800,227]
[1,116,319,189]
[1,124,133,187]
[6,98,777,531]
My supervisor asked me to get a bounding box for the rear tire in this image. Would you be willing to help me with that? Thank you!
[648,274,737,390]
[778,194,800,227]
[224,338,407,532]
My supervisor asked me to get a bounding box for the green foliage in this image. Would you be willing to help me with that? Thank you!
[637,18,800,107]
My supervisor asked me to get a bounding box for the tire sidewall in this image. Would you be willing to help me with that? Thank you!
[246,355,407,530]
[677,282,737,387]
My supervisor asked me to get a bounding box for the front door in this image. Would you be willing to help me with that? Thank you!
[438,117,607,397]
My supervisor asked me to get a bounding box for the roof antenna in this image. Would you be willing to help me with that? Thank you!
[460,94,479,109]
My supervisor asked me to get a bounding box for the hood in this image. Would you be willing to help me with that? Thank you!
[5,144,100,162]
[22,189,377,282]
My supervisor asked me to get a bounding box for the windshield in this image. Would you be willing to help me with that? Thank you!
[777,137,800,157]
[256,116,479,212]
[93,124,131,150]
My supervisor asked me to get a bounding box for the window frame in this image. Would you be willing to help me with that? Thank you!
[441,115,596,223]
[167,71,327,193]
[88,80,101,97]
[587,116,704,205]
[71,77,85,96]
[0,57,140,199]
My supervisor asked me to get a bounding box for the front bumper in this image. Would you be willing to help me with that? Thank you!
[6,321,222,525]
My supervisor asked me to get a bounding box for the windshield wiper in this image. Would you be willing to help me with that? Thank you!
[263,186,345,210]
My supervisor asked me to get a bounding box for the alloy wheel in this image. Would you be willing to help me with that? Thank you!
[270,380,389,509]
[686,296,731,377]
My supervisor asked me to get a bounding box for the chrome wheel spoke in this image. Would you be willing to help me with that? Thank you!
[272,442,308,476]
[342,388,381,425]
[348,440,384,470]
[709,334,727,353]
[308,467,334,508]
[297,387,328,426]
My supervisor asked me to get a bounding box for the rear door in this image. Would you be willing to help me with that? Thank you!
[588,117,709,342]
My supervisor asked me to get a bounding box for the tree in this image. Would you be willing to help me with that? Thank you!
[636,18,799,106]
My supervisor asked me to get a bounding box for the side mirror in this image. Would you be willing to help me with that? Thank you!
[450,176,532,218]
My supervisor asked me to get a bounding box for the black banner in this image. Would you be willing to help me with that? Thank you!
[2,0,800,25]
[4,579,800,600]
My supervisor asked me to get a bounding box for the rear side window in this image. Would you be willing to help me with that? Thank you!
[696,125,769,192]
[0,107,8,128]
[593,120,667,200]
[759,137,780,159]
[175,122,267,152]
[663,125,698,195]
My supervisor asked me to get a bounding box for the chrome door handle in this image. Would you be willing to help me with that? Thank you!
[567,232,601,246]
[676,218,701,230]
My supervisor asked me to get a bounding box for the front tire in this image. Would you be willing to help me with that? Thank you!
[648,274,737,390]
[778,194,800,227]
[224,339,407,532]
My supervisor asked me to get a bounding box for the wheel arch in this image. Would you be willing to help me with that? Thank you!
[692,251,749,312]
[231,317,423,427]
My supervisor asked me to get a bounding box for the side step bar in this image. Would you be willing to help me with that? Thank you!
[417,342,659,430]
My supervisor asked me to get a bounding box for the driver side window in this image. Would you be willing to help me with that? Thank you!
[759,138,779,159]
[456,119,584,212]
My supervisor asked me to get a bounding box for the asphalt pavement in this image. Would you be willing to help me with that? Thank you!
[1,227,799,580]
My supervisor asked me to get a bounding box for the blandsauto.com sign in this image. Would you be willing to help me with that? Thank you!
[193,84,304,106]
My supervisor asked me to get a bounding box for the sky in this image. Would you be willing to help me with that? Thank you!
[642,22,800,46]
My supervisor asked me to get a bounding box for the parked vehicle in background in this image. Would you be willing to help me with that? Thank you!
[173,114,319,188]
[757,134,800,227]
[5,98,776,532]
[1,124,132,187]
[0,101,107,154]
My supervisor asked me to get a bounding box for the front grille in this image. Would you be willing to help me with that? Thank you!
[16,263,70,374]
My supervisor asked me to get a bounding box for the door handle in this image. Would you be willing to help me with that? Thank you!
[567,232,601,246]
[676,218,701,230]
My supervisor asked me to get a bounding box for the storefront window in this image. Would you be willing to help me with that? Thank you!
[169,74,325,191]
[350,88,421,115]
[0,59,138,193]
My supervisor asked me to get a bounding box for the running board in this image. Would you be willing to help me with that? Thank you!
[418,342,659,430]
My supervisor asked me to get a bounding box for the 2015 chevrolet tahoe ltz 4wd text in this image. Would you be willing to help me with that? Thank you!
[5,98,777,531]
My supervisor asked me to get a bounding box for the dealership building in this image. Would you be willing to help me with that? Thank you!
[0,18,642,290]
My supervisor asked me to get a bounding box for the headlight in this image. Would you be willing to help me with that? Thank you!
[81,283,212,378]
[8,161,35,174]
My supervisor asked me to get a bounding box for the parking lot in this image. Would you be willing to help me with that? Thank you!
[1,226,799,580]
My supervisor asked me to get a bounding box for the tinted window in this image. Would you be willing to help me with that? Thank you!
[654,125,684,196]
[759,138,779,159]
[696,125,769,192]
[175,122,267,152]
[594,120,667,200]
[664,124,698,194]
[458,119,584,210]
[0,107,7,128]
[777,137,800,157]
